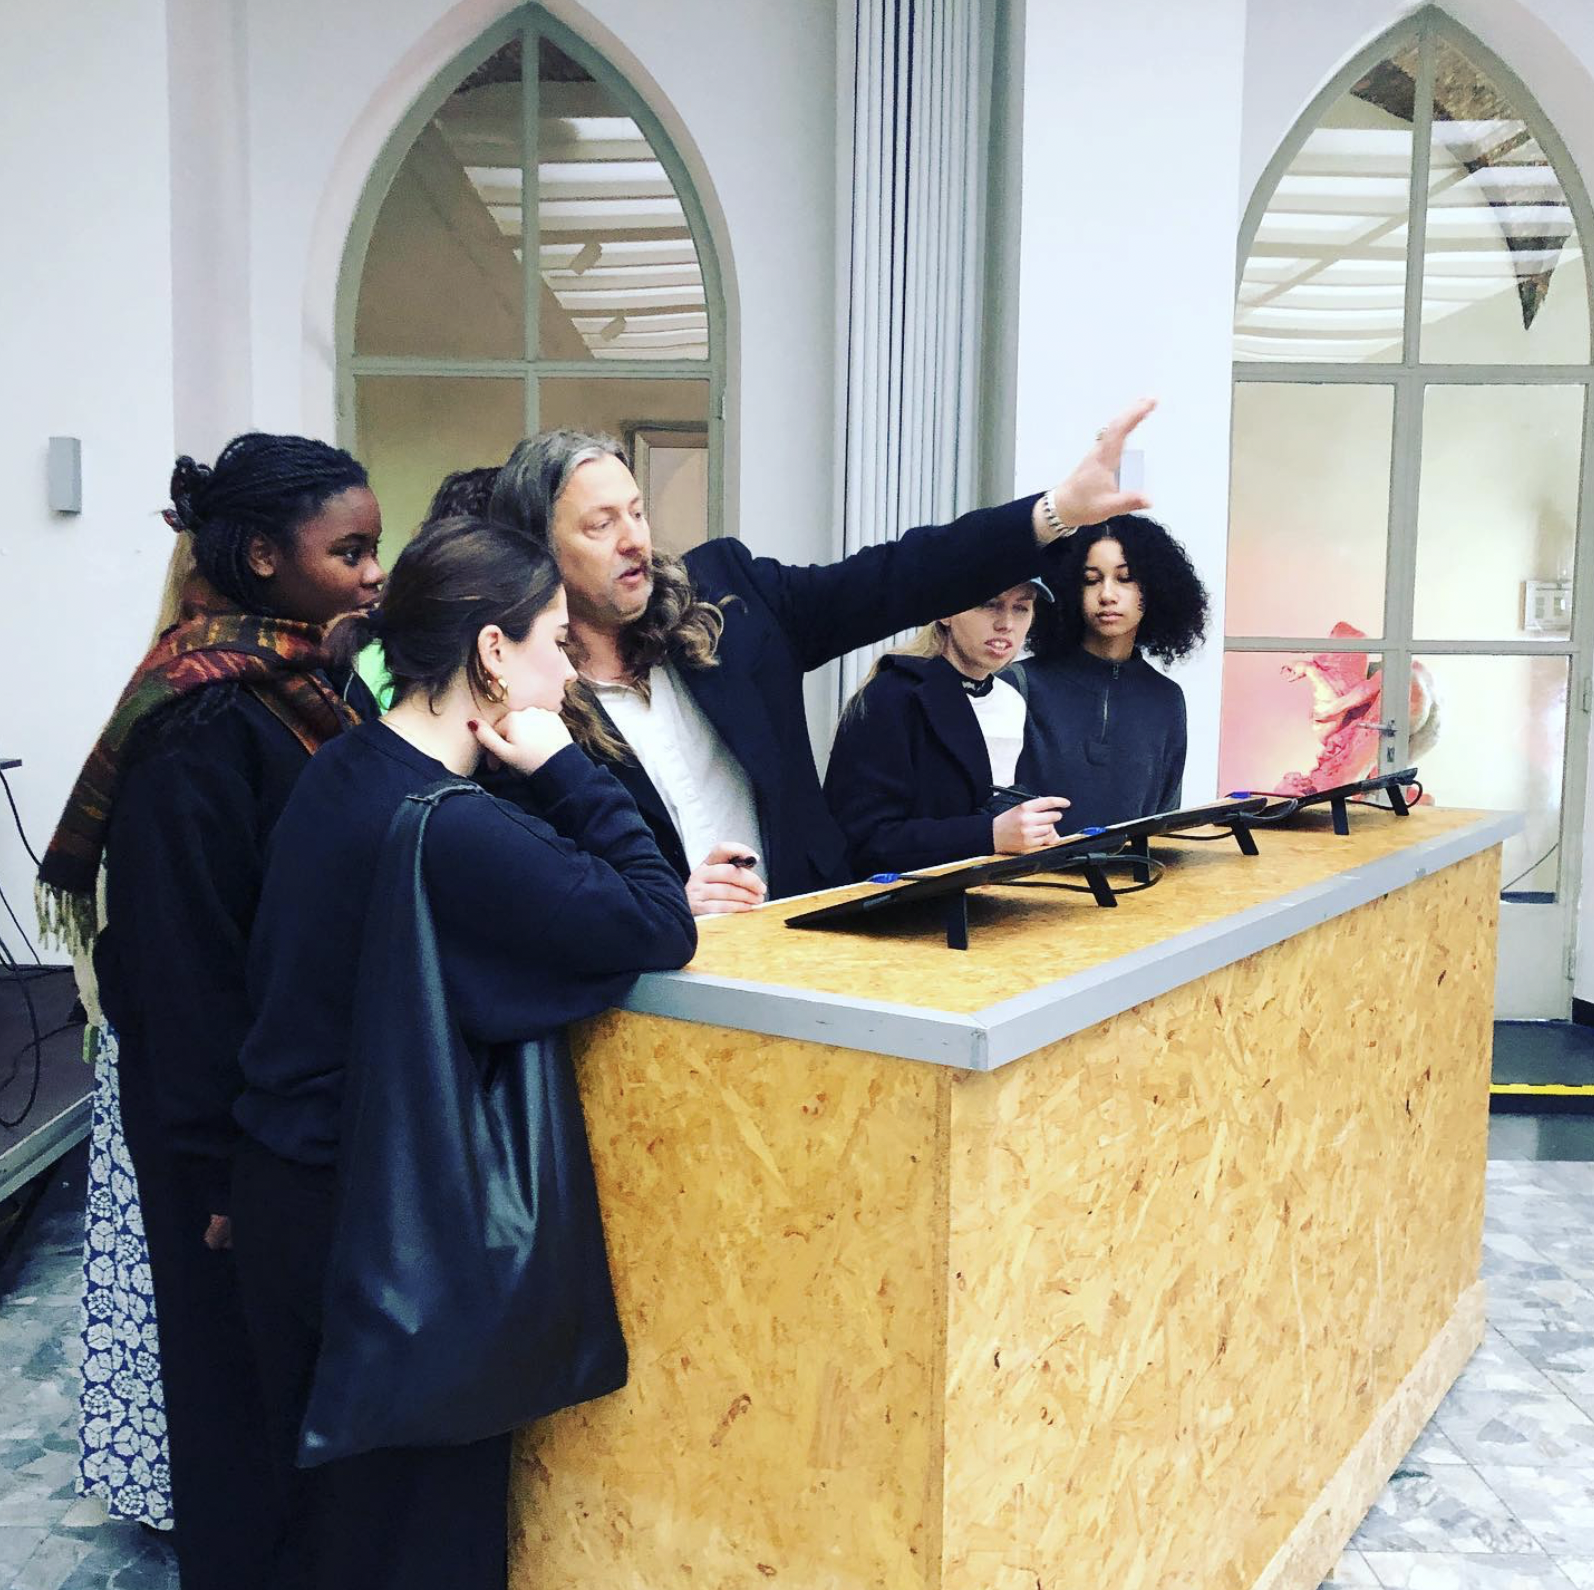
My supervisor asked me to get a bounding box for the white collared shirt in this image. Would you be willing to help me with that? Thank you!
[967,675,1027,786]
[591,665,766,881]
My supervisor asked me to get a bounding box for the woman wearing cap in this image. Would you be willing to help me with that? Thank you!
[823,581,1071,878]
[1016,514,1209,831]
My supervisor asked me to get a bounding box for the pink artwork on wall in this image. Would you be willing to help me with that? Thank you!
[1275,623,1439,795]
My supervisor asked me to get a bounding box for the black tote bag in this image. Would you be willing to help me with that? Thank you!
[297,782,628,1467]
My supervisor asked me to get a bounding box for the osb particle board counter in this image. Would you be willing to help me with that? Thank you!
[510,805,1515,1590]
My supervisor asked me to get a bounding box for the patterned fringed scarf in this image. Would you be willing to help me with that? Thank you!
[37,573,359,959]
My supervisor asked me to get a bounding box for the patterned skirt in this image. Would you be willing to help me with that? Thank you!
[76,1026,173,1529]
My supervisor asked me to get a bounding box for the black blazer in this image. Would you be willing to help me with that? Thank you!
[824,653,1001,878]
[592,495,1042,900]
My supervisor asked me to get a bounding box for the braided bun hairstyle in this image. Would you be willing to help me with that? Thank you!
[165,433,369,613]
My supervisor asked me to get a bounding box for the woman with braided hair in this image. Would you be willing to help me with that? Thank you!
[37,432,384,1590]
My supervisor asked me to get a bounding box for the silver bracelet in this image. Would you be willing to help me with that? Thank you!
[1039,490,1078,540]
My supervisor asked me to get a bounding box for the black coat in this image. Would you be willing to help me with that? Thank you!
[589,495,1043,900]
[824,654,999,877]
[236,723,696,1169]
[95,677,373,1213]
[92,673,377,1589]
[1015,647,1187,831]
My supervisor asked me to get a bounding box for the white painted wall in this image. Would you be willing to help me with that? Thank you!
[167,0,253,460]
[0,2,177,951]
[1011,0,1251,807]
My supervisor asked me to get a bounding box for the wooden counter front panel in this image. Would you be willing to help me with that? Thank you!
[508,847,1497,1590]
[939,850,1497,1590]
[510,1014,953,1588]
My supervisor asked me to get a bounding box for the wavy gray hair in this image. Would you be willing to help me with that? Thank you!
[489,429,626,544]
[490,428,728,759]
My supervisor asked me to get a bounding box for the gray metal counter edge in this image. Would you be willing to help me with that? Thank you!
[618,812,1522,1071]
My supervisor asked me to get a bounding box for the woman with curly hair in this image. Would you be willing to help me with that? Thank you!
[1017,514,1210,831]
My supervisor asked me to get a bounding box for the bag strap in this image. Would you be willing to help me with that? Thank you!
[378,778,484,849]
[1006,661,1030,704]
[404,779,484,812]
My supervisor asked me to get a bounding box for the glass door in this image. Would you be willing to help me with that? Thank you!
[1223,18,1594,1018]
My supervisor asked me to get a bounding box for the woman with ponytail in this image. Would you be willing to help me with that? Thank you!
[36,434,384,1590]
[230,516,694,1587]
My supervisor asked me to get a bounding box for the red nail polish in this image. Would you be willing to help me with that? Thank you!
[467,719,479,732]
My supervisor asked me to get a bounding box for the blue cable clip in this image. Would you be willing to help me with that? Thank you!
[868,872,901,883]
[1080,826,1105,837]
[1226,790,1252,799]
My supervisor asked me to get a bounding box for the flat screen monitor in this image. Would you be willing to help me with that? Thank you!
[786,794,1269,942]
[1231,767,1420,832]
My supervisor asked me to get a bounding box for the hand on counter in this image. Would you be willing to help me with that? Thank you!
[687,842,768,916]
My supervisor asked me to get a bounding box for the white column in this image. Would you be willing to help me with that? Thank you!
[0,0,178,947]
[1011,0,1249,802]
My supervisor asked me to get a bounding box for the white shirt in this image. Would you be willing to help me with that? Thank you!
[967,675,1027,787]
[592,665,766,881]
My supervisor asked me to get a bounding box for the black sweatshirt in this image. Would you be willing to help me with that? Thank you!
[1015,648,1188,832]
[95,682,368,1216]
[234,721,696,1169]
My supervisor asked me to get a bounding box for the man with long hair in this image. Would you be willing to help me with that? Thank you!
[489,402,1153,912]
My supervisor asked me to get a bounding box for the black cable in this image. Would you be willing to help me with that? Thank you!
[0,768,40,868]
[0,930,45,1131]
[0,880,42,965]
[1500,843,1560,895]
[0,1020,77,1099]
[1000,853,1167,898]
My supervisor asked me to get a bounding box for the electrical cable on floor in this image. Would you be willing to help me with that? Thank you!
[0,1020,76,1101]
[0,763,68,1131]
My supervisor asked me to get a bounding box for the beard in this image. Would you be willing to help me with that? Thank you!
[609,567,655,623]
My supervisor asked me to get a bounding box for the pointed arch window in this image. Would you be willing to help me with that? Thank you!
[338,9,725,556]
[1223,10,1594,1016]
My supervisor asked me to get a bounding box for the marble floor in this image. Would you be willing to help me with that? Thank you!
[2,1143,1594,1589]
[1323,1155,1594,1590]
[0,1147,172,1590]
